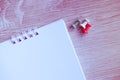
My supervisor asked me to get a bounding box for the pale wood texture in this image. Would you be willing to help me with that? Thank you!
[0,0,120,80]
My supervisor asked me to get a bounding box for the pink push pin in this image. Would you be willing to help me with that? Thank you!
[79,18,91,33]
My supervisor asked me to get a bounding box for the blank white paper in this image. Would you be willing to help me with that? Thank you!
[0,20,86,80]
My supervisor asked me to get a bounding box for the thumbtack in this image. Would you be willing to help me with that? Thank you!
[72,21,79,28]
[72,18,91,33]
[79,18,91,33]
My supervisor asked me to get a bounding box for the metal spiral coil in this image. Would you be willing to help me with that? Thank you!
[10,29,39,44]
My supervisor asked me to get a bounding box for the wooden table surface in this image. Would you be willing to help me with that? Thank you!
[0,0,120,80]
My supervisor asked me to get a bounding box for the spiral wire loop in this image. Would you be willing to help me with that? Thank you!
[10,29,39,44]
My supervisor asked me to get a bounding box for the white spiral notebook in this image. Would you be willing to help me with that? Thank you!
[0,20,86,80]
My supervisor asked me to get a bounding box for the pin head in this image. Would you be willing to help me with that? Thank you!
[81,23,91,33]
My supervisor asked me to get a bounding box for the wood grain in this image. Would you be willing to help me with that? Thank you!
[0,0,120,80]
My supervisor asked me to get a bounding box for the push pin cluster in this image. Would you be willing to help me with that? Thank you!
[72,18,91,33]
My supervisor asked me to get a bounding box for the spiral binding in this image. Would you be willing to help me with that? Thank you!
[10,29,39,44]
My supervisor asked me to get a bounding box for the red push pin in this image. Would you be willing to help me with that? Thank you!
[79,18,91,33]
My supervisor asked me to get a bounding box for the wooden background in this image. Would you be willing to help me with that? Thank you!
[0,0,120,80]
